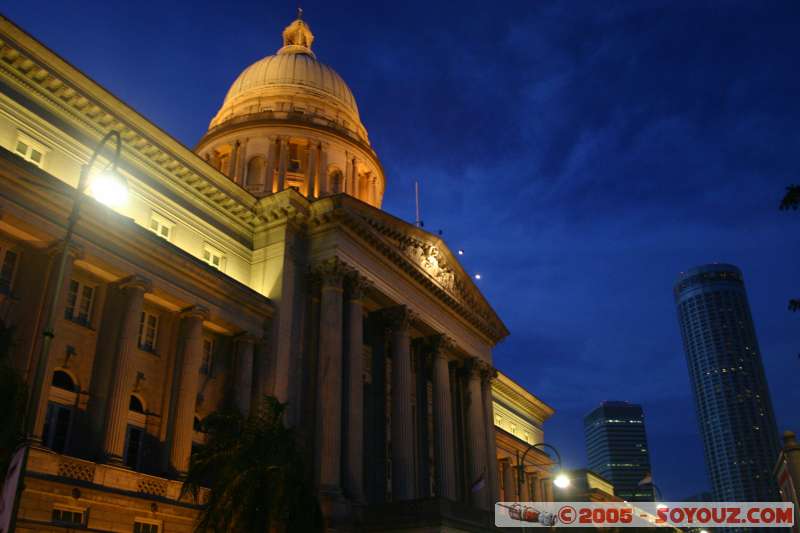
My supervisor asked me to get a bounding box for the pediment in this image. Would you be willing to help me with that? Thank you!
[311,195,509,344]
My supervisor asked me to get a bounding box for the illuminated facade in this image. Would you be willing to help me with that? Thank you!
[0,11,560,532]
[491,372,556,503]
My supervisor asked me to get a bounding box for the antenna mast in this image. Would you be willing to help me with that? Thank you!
[415,179,423,228]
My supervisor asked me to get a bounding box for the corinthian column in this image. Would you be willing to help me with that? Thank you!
[234,334,256,415]
[502,459,516,501]
[344,272,368,502]
[482,365,500,506]
[102,275,151,464]
[169,305,209,476]
[431,335,457,500]
[466,357,489,510]
[385,305,415,500]
[277,138,288,191]
[316,257,347,493]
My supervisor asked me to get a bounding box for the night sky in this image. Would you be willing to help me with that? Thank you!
[6,1,798,499]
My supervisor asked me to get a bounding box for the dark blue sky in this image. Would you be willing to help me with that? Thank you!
[7,1,799,499]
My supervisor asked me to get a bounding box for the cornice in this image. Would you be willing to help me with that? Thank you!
[309,195,509,344]
[0,16,262,235]
[493,372,554,422]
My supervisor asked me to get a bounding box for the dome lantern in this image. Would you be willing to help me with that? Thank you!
[278,9,315,58]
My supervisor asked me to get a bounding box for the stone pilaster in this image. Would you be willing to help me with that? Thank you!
[344,272,369,502]
[102,275,151,464]
[169,305,209,476]
[277,138,288,191]
[466,357,489,509]
[265,137,278,192]
[306,142,318,199]
[520,469,530,501]
[385,305,415,500]
[234,334,256,415]
[430,335,457,500]
[230,141,240,182]
[318,145,329,196]
[236,138,248,183]
[315,257,348,493]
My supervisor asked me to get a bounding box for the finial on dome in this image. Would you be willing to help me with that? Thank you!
[279,11,315,58]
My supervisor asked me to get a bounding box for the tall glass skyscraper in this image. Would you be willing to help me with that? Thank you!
[584,402,654,501]
[674,264,780,502]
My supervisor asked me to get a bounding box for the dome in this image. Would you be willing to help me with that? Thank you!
[208,13,368,143]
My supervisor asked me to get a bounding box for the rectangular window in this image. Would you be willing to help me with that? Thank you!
[14,132,49,168]
[43,402,72,453]
[134,521,160,533]
[202,245,224,271]
[138,311,159,352]
[52,507,84,526]
[124,425,143,470]
[0,249,18,294]
[64,279,95,326]
[148,213,174,241]
[201,338,214,375]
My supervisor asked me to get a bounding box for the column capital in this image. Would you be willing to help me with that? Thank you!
[466,356,493,379]
[180,305,209,321]
[235,332,258,345]
[428,334,456,360]
[382,305,416,332]
[118,274,152,293]
[314,257,349,289]
[345,271,371,301]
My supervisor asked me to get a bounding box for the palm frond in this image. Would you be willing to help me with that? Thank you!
[780,185,800,210]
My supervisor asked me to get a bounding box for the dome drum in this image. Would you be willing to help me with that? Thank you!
[197,13,384,208]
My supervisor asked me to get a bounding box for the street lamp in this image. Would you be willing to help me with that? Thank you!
[516,442,570,501]
[24,130,127,440]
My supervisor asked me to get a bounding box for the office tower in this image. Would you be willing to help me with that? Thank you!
[584,401,654,501]
[674,264,780,501]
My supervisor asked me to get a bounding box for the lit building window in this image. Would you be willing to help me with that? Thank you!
[202,244,224,271]
[138,311,159,352]
[14,131,49,168]
[148,212,174,241]
[64,279,95,326]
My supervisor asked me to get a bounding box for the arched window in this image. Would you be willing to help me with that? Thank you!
[246,156,266,190]
[51,370,76,392]
[329,169,343,194]
[129,395,145,413]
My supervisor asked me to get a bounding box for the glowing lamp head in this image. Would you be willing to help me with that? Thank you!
[474,273,481,280]
[89,169,128,208]
[553,472,570,489]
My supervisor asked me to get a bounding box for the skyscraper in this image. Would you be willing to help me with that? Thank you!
[674,264,780,502]
[584,402,654,501]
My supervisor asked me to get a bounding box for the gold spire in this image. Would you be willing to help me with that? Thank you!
[279,11,315,57]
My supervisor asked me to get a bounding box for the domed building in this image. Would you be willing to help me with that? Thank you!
[0,10,558,533]
[196,14,385,206]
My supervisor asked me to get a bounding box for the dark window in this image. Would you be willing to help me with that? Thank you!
[52,508,83,525]
[51,370,76,392]
[43,403,72,453]
[124,425,143,470]
[134,522,159,533]
[0,250,18,293]
[129,395,144,413]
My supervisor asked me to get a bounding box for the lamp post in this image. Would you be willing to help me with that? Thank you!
[25,130,127,441]
[516,442,570,502]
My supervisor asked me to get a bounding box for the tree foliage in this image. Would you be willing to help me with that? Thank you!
[181,396,323,533]
[780,185,800,211]
[0,320,25,479]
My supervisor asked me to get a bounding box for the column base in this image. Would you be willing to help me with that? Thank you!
[319,486,351,529]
